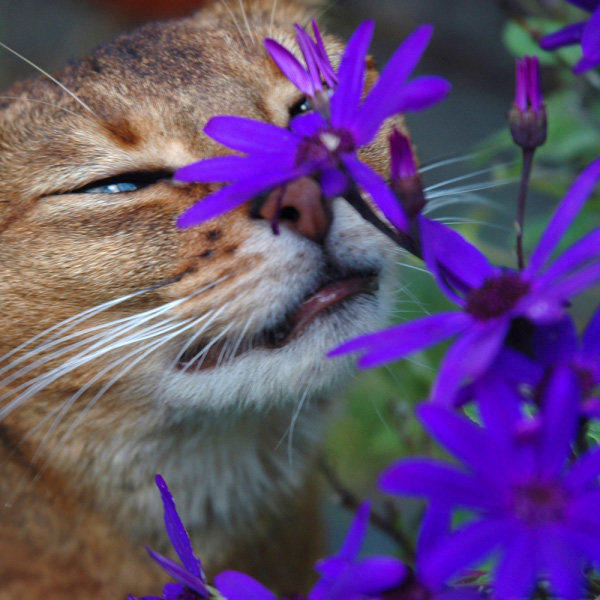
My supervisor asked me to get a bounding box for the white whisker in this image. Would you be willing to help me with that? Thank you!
[424,163,517,193]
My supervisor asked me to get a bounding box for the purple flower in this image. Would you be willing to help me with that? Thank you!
[215,502,407,600]
[507,56,547,150]
[379,366,600,599]
[175,21,450,231]
[133,475,208,600]
[540,0,600,73]
[329,158,600,404]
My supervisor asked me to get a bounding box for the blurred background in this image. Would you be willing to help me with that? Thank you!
[0,0,597,558]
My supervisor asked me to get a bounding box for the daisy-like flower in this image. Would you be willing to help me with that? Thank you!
[215,502,407,600]
[329,157,600,404]
[175,21,450,233]
[539,0,600,73]
[379,366,600,600]
[130,475,208,600]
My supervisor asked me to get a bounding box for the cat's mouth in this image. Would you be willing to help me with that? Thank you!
[175,271,379,372]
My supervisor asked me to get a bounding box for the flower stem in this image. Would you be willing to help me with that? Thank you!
[343,182,422,259]
[516,148,535,270]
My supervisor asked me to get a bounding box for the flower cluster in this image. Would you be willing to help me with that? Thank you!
[128,14,600,600]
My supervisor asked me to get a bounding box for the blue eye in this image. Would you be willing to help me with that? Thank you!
[69,170,173,195]
[84,182,139,194]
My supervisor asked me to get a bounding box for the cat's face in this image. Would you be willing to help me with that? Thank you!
[0,3,396,444]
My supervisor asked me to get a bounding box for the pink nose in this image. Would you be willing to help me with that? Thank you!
[253,177,332,243]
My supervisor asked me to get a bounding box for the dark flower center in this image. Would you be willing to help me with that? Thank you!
[465,272,530,320]
[295,127,355,168]
[510,480,566,525]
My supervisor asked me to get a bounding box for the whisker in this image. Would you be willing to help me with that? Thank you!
[269,0,279,36]
[419,151,481,173]
[0,41,96,117]
[424,162,518,193]
[220,0,249,49]
[238,0,257,45]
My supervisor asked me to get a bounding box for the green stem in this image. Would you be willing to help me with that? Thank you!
[516,148,535,270]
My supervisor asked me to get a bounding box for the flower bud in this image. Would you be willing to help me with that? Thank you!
[508,56,547,151]
[389,128,426,219]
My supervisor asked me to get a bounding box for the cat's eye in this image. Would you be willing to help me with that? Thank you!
[68,170,173,195]
[289,96,312,119]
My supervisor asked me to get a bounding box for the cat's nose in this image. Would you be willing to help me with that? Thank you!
[251,177,332,243]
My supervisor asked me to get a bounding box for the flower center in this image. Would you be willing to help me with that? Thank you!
[295,127,355,168]
[465,272,530,320]
[510,480,566,525]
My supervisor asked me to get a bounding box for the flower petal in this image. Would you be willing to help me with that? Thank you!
[493,527,537,600]
[329,20,374,129]
[319,167,349,198]
[175,154,294,183]
[573,53,600,73]
[431,319,510,405]
[311,19,338,88]
[294,25,322,92]
[379,458,502,510]
[564,445,600,491]
[539,22,585,50]
[214,571,277,600]
[204,115,299,155]
[177,166,311,227]
[347,557,408,595]
[582,6,600,61]
[420,519,509,588]
[338,501,370,560]
[533,316,578,366]
[420,217,496,304]
[417,403,507,480]
[145,548,209,597]
[583,305,600,355]
[155,475,202,577]
[264,38,313,96]
[417,504,452,560]
[526,157,600,275]
[538,365,579,478]
[341,153,409,232]
[538,526,586,600]
[327,312,470,369]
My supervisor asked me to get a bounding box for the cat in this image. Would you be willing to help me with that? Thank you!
[0,1,398,597]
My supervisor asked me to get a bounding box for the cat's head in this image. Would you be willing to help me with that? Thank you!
[0,1,398,443]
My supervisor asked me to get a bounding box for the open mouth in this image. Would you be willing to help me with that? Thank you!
[175,271,379,372]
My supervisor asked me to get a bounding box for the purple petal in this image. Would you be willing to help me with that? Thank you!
[294,25,322,92]
[177,166,311,228]
[582,6,600,61]
[353,25,434,143]
[539,22,585,50]
[327,311,471,369]
[431,319,510,405]
[391,75,451,114]
[204,115,299,155]
[290,110,327,137]
[378,458,502,510]
[534,227,600,288]
[145,548,208,597]
[583,305,600,355]
[214,571,277,600]
[417,504,452,560]
[573,53,600,73]
[163,584,187,600]
[526,157,600,275]
[538,366,579,478]
[319,167,349,198]
[420,519,509,588]
[420,217,496,305]
[311,19,338,88]
[417,404,507,480]
[341,153,409,232]
[175,154,295,184]
[348,557,408,594]
[338,501,370,560]
[436,587,485,600]
[533,316,578,366]
[564,445,600,491]
[493,527,537,600]
[155,475,202,577]
[264,38,313,96]
[538,526,586,600]
[329,20,374,129]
